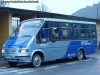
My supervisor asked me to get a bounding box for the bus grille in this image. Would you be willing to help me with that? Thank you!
[5,49,16,53]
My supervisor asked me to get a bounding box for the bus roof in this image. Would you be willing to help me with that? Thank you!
[23,18,96,25]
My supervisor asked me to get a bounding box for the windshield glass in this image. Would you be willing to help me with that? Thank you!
[11,19,44,38]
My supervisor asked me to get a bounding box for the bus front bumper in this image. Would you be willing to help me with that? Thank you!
[2,55,31,62]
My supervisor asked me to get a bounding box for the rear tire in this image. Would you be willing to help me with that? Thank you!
[8,62,18,67]
[77,50,83,60]
[32,54,42,68]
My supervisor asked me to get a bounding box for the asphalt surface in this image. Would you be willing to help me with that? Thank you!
[0,54,100,75]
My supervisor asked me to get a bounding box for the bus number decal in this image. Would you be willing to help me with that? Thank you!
[68,53,75,57]
[81,41,92,45]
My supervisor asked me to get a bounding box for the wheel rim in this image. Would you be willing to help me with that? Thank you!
[78,51,83,60]
[33,55,41,67]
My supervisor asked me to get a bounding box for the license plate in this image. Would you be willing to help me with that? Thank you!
[6,56,11,60]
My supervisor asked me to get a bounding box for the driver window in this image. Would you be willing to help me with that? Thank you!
[36,22,49,43]
[41,22,49,42]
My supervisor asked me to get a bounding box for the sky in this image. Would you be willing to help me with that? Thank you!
[9,0,100,15]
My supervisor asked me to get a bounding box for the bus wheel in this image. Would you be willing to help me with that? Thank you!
[8,62,18,67]
[32,54,42,68]
[77,50,83,60]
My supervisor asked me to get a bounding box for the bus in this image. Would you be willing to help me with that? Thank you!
[2,18,98,68]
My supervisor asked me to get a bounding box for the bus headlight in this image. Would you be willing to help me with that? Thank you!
[20,49,29,53]
[2,50,4,53]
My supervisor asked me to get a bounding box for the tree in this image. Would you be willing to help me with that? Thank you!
[36,2,51,12]
[0,0,9,7]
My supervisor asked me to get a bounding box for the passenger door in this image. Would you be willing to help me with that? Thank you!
[36,22,53,61]
[49,22,61,60]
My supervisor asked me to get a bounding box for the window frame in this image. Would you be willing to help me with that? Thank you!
[59,22,74,40]
[36,20,97,44]
[85,24,97,39]
[73,24,86,40]
[49,21,60,41]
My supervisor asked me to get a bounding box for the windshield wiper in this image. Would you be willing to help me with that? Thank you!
[21,35,32,37]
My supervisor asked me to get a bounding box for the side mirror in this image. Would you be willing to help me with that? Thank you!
[51,39,56,42]
[41,38,47,43]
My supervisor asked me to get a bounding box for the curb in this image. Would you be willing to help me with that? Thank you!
[0,63,8,66]
[0,58,8,66]
[95,51,100,54]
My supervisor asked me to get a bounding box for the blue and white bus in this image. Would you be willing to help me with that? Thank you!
[2,18,98,67]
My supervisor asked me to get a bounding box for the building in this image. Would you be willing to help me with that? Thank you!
[0,7,100,52]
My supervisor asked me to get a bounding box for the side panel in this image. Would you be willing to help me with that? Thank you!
[36,41,68,61]
[63,40,98,58]
[36,40,98,61]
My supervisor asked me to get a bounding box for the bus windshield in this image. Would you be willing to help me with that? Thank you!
[10,19,44,38]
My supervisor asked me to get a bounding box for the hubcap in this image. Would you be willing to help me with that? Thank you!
[78,51,83,60]
[34,56,41,66]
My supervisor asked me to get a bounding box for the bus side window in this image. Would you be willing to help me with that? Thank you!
[62,28,68,39]
[80,28,85,39]
[74,24,85,39]
[60,23,73,40]
[36,22,49,43]
[52,27,59,39]
[68,23,73,39]
[36,31,41,43]
[91,25,97,38]
[41,22,49,43]
[74,24,81,39]
[61,23,68,40]
[92,28,97,38]
[86,25,97,39]
[49,22,59,41]
[80,25,85,39]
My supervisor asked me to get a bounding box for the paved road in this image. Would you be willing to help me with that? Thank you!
[0,54,100,75]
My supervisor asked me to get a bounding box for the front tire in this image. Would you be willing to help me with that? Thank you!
[77,50,83,60]
[8,62,18,67]
[32,54,42,68]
